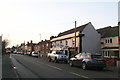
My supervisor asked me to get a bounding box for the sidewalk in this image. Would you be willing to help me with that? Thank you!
[105,66,119,73]
[2,54,17,79]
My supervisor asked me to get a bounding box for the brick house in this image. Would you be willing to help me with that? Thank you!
[25,40,36,52]
[34,40,51,57]
[97,26,119,66]
[50,22,101,57]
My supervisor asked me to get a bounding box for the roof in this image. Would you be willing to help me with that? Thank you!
[57,22,90,37]
[97,26,119,38]
[37,40,50,45]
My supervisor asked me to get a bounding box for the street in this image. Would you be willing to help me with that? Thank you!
[9,54,118,80]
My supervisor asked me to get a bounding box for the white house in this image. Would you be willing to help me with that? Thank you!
[51,22,101,56]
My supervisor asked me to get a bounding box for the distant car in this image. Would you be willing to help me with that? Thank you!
[24,52,28,55]
[20,51,24,55]
[31,52,38,57]
[69,52,106,70]
[13,51,17,54]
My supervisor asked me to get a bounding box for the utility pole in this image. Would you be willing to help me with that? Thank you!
[75,21,77,54]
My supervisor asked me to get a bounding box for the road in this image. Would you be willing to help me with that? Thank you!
[10,54,118,80]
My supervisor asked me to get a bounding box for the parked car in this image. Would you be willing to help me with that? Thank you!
[69,52,106,70]
[13,50,17,54]
[47,50,68,63]
[28,51,32,56]
[31,52,39,58]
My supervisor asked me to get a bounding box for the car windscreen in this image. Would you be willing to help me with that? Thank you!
[91,55,102,58]
[56,51,63,54]
[34,52,38,54]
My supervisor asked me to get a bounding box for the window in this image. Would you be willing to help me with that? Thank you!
[72,39,75,44]
[108,39,110,43]
[75,53,81,59]
[60,41,63,48]
[103,51,110,57]
[80,53,86,58]
[105,40,107,43]
[66,40,68,46]
[60,41,62,44]
[105,38,112,44]
[54,42,56,47]
[110,39,112,43]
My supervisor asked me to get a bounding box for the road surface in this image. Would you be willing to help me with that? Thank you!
[10,54,118,80]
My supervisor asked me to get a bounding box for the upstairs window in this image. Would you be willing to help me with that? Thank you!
[110,39,112,43]
[105,38,112,44]
[66,40,68,46]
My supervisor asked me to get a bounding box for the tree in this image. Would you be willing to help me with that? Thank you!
[2,39,10,54]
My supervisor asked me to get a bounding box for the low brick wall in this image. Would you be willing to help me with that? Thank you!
[105,58,117,66]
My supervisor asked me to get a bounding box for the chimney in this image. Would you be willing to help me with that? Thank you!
[27,41,29,44]
[30,40,33,43]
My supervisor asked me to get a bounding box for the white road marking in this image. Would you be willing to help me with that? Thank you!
[70,72,89,79]
[13,66,17,69]
[45,64,62,71]
[37,61,62,71]
[9,54,12,58]
[37,61,44,64]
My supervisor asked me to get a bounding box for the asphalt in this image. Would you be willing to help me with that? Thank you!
[1,53,120,79]
[41,56,119,73]
[2,54,18,79]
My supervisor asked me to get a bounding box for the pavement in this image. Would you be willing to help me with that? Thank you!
[105,66,119,73]
[2,54,17,79]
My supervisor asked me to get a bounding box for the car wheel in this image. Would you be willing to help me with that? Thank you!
[69,61,74,67]
[54,57,58,63]
[82,63,87,70]
[64,60,68,63]
[48,57,51,62]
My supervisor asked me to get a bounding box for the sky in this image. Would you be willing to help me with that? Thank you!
[0,0,119,47]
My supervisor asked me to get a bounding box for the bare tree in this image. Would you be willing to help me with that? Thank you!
[2,39,10,48]
[2,39,10,54]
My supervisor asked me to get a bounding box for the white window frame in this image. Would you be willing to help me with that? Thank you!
[105,38,112,44]
[103,51,110,57]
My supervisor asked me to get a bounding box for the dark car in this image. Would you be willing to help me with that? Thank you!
[69,52,106,70]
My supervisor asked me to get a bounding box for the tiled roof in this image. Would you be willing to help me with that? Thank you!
[97,26,119,38]
[57,22,90,37]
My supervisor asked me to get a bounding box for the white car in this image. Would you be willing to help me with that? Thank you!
[31,52,39,57]
[48,50,68,63]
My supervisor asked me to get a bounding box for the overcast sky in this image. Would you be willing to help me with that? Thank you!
[0,0,119,47]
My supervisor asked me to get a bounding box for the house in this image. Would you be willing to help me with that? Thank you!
[97,26,119,66]
[50,22,101,57]
[34,40,51,57]
[25,40,36,52]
